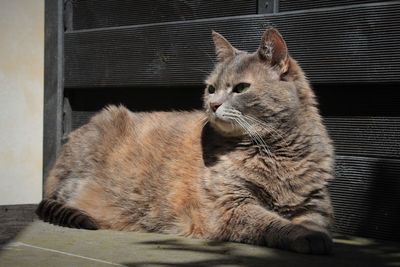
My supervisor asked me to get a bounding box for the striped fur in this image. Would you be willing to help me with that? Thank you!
[36,199,98,230]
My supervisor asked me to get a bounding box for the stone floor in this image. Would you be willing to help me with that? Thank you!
[0,221,399,267]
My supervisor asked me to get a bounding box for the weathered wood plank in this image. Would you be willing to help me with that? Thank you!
[0,205,38,246]
[65,2,400,88]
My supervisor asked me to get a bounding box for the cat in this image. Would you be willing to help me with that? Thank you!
[36,28,334,254]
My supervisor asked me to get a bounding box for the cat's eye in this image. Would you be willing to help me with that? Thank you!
[233,83,250,94]
[208,85,216,94]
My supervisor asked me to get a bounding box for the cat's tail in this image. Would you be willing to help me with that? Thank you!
[35,199,99,230]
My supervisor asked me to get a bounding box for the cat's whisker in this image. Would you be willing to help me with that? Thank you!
[246,116,287,142]
[242,115,279,136]
[237,117,273,157]
[224,109,242,116]
[219,116,237,124]
[242,116,295,179]
[223,111,268,154]
[196,117,209,129]
[232,116,272,157]
[220,113,238,119]
[244,115,289,165]
[241,117,295,181]
[242,115,290,147]
[191,116,209,131]
[221,110,286,158]
[233,118,263,150]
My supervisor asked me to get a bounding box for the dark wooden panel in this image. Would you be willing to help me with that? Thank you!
[0,205,37,246]
[71,0,257,30]
[330,156,400,241]
[65,2,400,88]
[44,0,64,188]
[314,84,400,117]
[325,117,400,159]
[279,0,394,12]
[314,84,400,159]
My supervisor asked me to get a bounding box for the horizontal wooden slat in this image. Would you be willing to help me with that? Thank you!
[330,156,400,241]
[278,0,394,12]
[71,0,257,30]
[325,117,400,159]
[65,2,400,88]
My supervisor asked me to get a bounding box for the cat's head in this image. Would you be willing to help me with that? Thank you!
[204,28,308,137]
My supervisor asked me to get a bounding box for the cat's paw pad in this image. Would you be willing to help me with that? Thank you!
[289,228,332,255]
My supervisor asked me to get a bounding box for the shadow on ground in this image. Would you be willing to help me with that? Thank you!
[121,235,400,267]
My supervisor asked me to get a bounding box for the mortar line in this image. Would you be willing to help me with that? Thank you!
[9,242,127,267]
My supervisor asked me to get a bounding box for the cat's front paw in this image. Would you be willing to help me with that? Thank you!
[287,226,332,255]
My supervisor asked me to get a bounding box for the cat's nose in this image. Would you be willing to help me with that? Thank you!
[210,102,222,112]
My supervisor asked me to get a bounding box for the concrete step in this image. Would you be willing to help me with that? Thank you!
[0,221,398,267]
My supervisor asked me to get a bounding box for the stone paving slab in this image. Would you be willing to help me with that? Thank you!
[0,221,398,267]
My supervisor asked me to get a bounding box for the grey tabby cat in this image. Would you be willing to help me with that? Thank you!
[37,28,334,255]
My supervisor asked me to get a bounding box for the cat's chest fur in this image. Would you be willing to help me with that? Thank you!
[201,124,304,213]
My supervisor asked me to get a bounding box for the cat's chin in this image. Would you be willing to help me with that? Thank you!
[209,116,244,137]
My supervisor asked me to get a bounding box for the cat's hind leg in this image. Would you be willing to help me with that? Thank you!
[35,198,98,230]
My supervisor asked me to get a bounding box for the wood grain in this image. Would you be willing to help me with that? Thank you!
[0,204,38,246]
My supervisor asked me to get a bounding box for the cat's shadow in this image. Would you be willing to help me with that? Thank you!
[201,123,243,167]
[121,235,400,267]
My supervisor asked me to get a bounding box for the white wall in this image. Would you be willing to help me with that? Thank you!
[0,0,44,204]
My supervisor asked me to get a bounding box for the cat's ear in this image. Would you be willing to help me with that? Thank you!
[257,28,289,74]
[212,30,237,62]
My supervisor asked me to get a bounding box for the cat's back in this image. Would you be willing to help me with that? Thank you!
[85,105,206,143]
[46,105,207,198]
[71,105,206,169]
